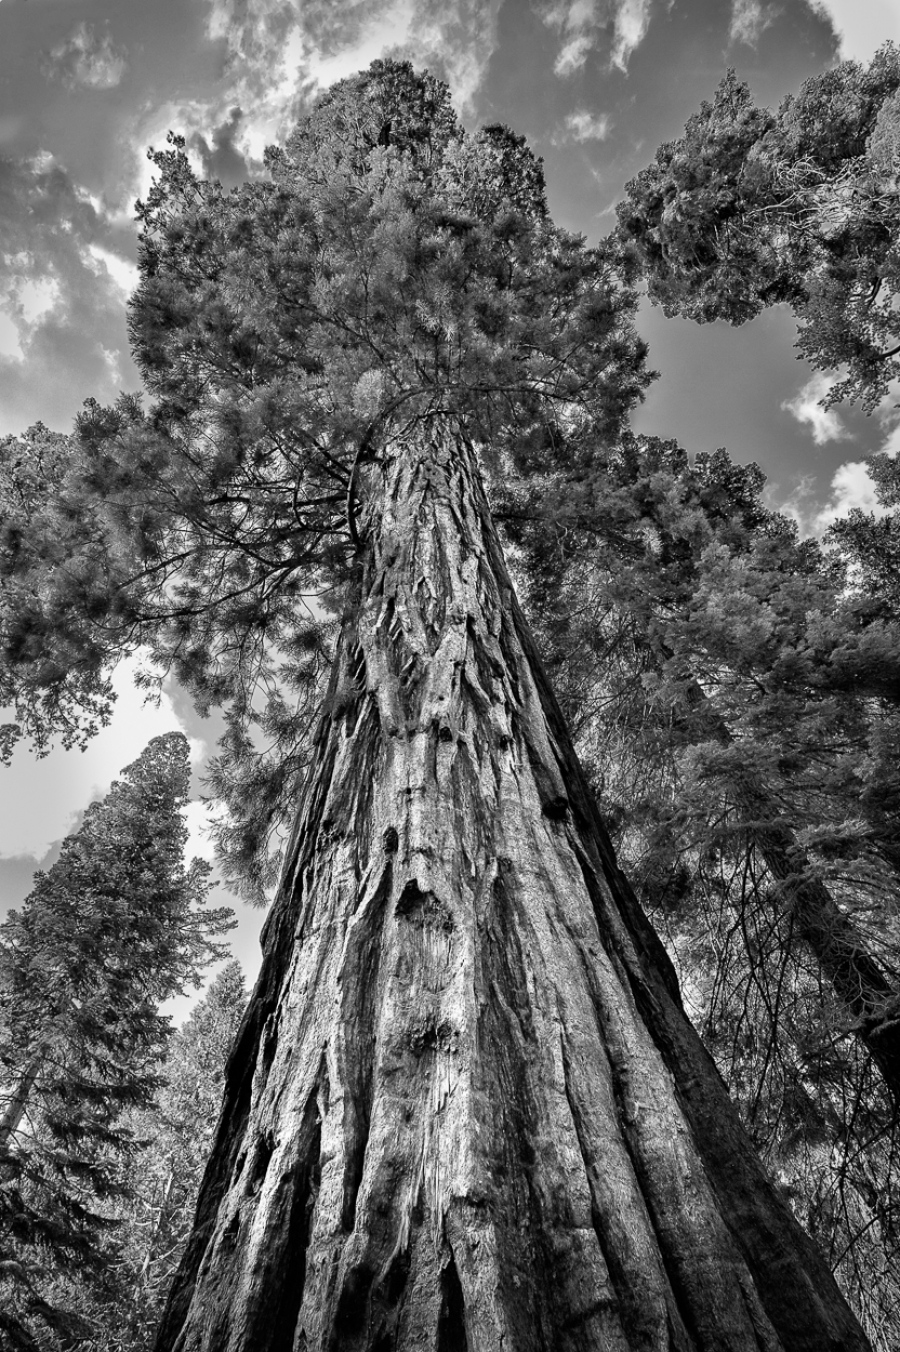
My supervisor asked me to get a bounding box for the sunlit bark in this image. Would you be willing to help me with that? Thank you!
[155,420,868,1351]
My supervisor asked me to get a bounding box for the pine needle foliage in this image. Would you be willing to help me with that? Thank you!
[56,962,248,1352]
[616,44,900,410]
[505,433,900,1348]
[0,732,233,1349]
[0,60,650,902]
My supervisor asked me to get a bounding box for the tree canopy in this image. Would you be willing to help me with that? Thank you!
[0,60,650,899]
[616,44,900,410]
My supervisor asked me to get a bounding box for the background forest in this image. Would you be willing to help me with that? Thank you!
[1,1,900,1349]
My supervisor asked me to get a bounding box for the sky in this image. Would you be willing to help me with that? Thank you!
[1,0,899,1007]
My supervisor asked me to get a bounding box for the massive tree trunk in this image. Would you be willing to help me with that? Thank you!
[155,420,868,1351]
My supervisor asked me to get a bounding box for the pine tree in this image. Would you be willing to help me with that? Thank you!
[616,46,900,410]
[0,732,233,1350]
[64,961,248,1352]
[0,62,871,1348]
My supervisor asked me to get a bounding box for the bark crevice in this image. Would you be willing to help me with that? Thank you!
[155,420,870,1352]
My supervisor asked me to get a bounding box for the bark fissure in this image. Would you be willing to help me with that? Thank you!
[339,860,393,1235]
[155,418,870,1351]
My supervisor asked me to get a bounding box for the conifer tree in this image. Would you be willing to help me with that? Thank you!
[0,62,872,1349]
[65,961,248,1352]
[0,732,233,1350]
[616,45,900,410]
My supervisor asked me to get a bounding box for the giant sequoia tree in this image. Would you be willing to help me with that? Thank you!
[0,62,872,1349]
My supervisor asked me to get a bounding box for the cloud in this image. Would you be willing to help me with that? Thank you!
[188,107,253,187]
[0,153,141,434]
[781,371,853,446]
[539,0,652,77]
[182,799,224,865]
[0,275,62,362]
[812,460,883,531]
[86,244,139,299]
[776,460,883,536]
[611,0,651,71]
[880,421,900,459]
[561,109,612,142]
[807,0,900,63]
[0,312,22,361]
[44,23,128,91]
[196,0,503,163]
[729,0,774,47]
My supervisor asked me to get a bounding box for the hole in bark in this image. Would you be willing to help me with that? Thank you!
[541,795,570,822]
[247,1131,274,1194]
[383,826,399,854]
[437,1252,468,1352]
[409,1016,459,1057]
[398,880,426,911]
[396,879,454,932]
[437,724,454,743]
[261,1016,278,1074]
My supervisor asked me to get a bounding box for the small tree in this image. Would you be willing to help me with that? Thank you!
[67,961,248,1352]
[0,732,233,1350]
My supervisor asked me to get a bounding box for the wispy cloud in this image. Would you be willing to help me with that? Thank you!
[611,0,651,71]
[0,153,140,434]
[777,460,882,536]
[880,421,900,459]
[812,460,883,531]
[539,0,652,77]
[781,371,853,446]
[729,0,773,48]
[873,379,900,458]
[807,0,900,64]
[86,244,139,299]
[196,0,503,167]
[44,23,128,91]
[561,109,612,142]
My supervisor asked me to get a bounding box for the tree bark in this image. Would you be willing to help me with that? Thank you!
[0,1055,41,1154]
[155,420,869,1351]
